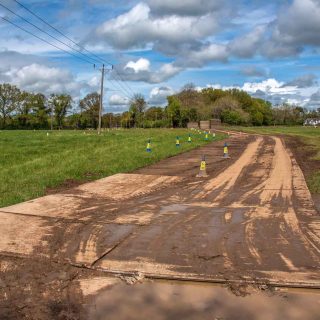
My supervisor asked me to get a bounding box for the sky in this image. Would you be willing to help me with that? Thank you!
[0,0,320,113]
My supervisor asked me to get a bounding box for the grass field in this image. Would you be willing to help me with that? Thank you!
[228,126,320,193]
[0,129,224,207]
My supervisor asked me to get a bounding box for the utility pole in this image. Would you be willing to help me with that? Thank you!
[98,64,105,135]
[50,99,53,130]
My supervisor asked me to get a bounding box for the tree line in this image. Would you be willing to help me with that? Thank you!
[0,82,319,129]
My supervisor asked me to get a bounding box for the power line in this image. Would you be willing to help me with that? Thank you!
[1,16,133,102]
[12,0,136,98]
[0,2,101,65]
[3,0,135,101]
[12,0,113,66]
[1,19,132,100]
[1,16,95,65]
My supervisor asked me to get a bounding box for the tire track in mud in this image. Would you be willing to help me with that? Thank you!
[229,137,320,274]
[92,135,320,284]
[75,135,320,284]
[193,137,263,201]
[1,134,320,297]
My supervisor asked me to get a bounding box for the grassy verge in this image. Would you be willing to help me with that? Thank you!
[0,129,225,207]
[227,126,320,194]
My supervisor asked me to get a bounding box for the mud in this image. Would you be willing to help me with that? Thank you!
[86,279,320,320]
[0,134,319,318]
[284,135,320,213]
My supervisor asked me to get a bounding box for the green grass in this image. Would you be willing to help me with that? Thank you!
[227,126,320,193]
[0,129,225,207]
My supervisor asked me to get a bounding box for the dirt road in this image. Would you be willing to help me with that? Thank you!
[0,134,319,318]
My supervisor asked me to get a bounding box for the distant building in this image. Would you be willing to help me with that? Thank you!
[187,122,199,129]
[187,119,222,129]
[304,118,320,126]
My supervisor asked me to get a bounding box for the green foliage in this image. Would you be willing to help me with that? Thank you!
[0,83,21,128]
[0,82,319,130]
[49,94,72,129]
[129,94,147,127]
[166,96,181,127]
[221,109,247,125]
[79,92,100,129]
[0,129,225,207]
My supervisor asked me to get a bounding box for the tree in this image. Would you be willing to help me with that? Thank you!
[29,93,48,129]
[212,96,240,118]
[166,96,181,127]
[145,107,164,121]
[0,83,20,128]
[49,94,72,129]
[79,92,100,129]
[16,91,33,128]
[129,94,147,127]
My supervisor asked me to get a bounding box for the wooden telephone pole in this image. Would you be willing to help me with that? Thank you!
[98,64,105,135]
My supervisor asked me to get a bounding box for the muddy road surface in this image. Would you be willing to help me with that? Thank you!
[0,134,319,319]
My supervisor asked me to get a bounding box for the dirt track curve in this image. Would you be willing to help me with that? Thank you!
[1,133,320,317]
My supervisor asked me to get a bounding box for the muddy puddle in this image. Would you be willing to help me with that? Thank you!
[86,279,320,320]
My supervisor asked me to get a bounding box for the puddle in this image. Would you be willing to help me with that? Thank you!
[160,204,188,215]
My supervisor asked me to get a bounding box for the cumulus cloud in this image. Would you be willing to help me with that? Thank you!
[0,50,47,71]
[283,74,318,88]
[109,94,130,105]
[261,0,320,58]
[149,86,175,105]
[229,26,266,58]
[0,51,95,97]
[178,43,228,68]
[79,0,320,85]
[202,78,319,107]
[125,58,150,73]
[115,60,181,83]
[307,90,320,108]
[0,62,85,96]
[148,0,225,16]
[275,0,320,47]
[89,2,221,54]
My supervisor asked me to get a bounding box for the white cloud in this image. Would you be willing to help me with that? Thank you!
[109,94,130,105]
[2,63,83,95]
[229,26,266,58]
[307,89,320,108]
[149,86,175,104]
[90,2,219,52]
[125,58,150,73]
[276,0,320,47]
[242,79,295,95]
[179,43,228,67]
[201,78,320,107]
[261,0,320,58]
[115,61,181,83]
[148,0,225,16]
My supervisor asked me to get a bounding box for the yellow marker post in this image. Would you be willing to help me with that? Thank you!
[200,160,206,171]
[196,155,208,177]
[223,143,230,158]
[146,139,151,152]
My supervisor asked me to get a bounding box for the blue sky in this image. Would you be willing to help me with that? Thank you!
[0,0,320,112]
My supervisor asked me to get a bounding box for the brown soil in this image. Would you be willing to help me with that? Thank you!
[1,133,319,319]
[283,135,320,213]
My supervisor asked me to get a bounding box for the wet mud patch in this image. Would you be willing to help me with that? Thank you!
[0,256,89,320]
